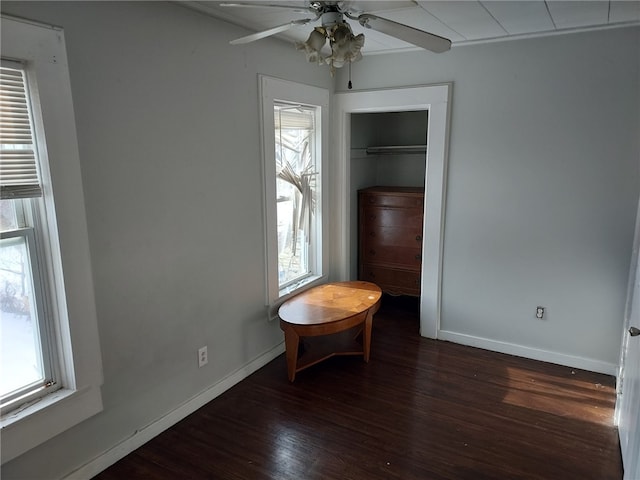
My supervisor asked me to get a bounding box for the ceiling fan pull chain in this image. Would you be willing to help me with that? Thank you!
[348,61,353,90]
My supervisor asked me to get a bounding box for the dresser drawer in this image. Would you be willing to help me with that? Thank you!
[361,207,423,228]
[361,193,424,209]
[362,225,423,248]
[361,242,422,267]
[359,264,421,296]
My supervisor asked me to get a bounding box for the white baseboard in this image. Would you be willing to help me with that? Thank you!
[64,342,285,480]
[438,330,618,376]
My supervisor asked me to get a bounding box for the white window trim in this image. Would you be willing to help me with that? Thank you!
[1,15,103,464]
[259,76,330,310]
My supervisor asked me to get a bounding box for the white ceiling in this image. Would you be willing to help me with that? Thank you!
[183,1,640,55]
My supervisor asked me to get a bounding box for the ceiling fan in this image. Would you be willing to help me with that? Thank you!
[222,1,451,83]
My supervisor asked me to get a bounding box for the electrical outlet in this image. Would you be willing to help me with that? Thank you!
[536,306,545,319]
[198,346,208,368]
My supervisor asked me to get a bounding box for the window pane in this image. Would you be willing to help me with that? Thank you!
[274,104,317,287]
[276,178,309,285]
[0,235,44,400]
[1,199,19,231]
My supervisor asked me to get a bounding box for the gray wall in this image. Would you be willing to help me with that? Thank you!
[339,27,640,369]
[1,2,331,478]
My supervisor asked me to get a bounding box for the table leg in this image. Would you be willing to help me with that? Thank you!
[363,308,373,362]
[282,325,300,382]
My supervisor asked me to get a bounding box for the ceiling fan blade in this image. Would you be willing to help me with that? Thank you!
[220,2,317,14]
[356,14,451,53]
[230,18,313,45]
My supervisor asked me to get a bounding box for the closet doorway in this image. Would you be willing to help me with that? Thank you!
[331,84,451,338]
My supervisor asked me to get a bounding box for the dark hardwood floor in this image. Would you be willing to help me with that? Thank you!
[94,295,622,480]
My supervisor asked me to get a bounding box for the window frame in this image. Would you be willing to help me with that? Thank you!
[259,76,330,309]
[1,59,61,410]
[1,15,103,464]
[1,217,59,408]
[274,101,320,289]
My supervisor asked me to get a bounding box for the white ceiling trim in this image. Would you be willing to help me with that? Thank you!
[449,20,640,48]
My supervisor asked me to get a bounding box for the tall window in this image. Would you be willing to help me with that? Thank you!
[1,16,102,464]
[0,63,58,409]
[260,76,329,306]
[274,103,319,287]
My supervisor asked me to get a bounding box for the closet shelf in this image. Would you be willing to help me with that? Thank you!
[365,145,427,155]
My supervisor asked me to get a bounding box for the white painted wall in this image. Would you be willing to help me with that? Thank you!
[338,26,640,373]
[0,2,331,478]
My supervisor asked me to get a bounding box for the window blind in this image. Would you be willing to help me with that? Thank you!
[0,64,42,199]
[274,105,315,130]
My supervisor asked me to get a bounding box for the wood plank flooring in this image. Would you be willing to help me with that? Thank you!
[94,295,622,479]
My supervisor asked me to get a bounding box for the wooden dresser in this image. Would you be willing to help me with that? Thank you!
[358,186,425,297]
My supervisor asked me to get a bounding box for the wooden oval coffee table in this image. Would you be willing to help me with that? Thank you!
[278,281,382,381]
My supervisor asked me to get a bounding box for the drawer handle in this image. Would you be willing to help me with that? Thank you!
[369,214,376,221]
[370,250,376,256]
[416,235,422,242]
[369,231,376,237]
[369,272,376,278]
[415,254,422,261]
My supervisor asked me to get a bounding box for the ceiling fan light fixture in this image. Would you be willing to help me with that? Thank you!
[325,22,365,76]
[296,27,327,64]
[295,20,364,76]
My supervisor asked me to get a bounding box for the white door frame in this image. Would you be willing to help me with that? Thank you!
[331,84,451,338]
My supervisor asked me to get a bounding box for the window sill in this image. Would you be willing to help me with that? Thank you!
[1,385,103,464]
[268,274,326,321]
[279,274,324,298]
